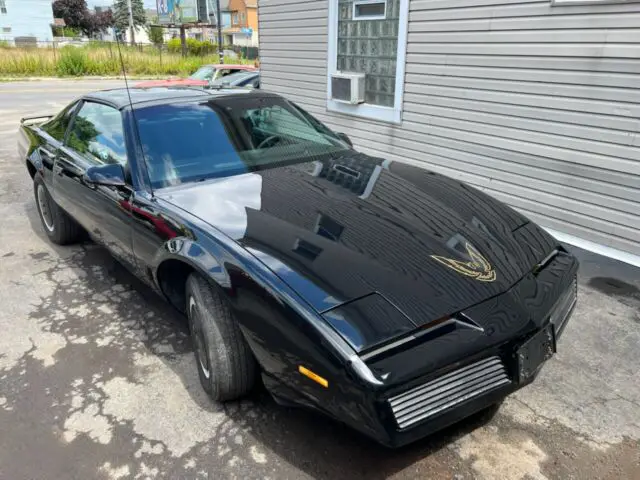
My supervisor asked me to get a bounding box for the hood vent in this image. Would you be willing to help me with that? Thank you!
[389,356,510,430]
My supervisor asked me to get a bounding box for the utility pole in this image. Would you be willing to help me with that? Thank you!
[180,25,187,57]
[127,0,136,45]
[215,0,223,64]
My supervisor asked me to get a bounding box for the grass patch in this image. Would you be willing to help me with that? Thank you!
[0,43,249,77]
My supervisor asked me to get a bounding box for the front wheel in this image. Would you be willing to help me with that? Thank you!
[33,174,82,245]
[186,273,256,402]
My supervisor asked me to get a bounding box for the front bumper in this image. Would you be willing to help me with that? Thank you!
[374,284,577,448]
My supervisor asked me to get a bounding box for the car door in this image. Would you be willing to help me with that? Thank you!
[52,101,136,267]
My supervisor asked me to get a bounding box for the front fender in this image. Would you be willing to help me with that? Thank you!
[146,201,388,425]
[152,237,233,291]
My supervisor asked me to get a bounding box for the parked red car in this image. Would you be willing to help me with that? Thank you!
[136,64,257,88]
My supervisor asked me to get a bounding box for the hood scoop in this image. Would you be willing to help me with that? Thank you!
[322,292,486,355]
[321,293,416,353]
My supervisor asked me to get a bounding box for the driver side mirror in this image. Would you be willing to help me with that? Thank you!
[83,163,126,187]
[336,132,353,147]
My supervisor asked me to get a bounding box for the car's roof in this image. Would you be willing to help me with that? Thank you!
[83,86,270,110]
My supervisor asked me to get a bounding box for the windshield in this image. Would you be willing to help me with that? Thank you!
[189,66,215,81]
[135,96,352,189]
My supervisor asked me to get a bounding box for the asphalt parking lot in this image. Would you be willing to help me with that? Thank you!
[0,79,639,480]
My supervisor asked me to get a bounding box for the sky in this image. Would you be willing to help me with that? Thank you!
[86,0,158,8]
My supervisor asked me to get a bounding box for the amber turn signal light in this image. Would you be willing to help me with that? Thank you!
[298,366,329,388]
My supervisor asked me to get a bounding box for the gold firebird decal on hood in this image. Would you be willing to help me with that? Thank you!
[431,243,496,282]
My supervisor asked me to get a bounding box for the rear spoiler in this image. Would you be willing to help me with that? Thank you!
[20,114,54,126]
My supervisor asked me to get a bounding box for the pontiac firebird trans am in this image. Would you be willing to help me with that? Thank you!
[18,87,578,447]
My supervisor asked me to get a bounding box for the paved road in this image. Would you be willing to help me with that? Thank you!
[0,80,639,480]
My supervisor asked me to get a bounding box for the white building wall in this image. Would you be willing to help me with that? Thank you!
[233,30,259,46]
[0,0,54,43]
[258,0,640,264]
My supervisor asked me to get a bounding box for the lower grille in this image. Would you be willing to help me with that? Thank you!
[389,356,510,429]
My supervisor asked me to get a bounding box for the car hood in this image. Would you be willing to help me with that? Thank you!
[135,78,208,88]
[156,153,557,349]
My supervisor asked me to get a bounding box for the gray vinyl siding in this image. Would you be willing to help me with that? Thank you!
[258,0,640,258]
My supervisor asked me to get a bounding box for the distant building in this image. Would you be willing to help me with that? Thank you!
[0,0,54,44]
[200,0,231,43]
[223,0,258,47]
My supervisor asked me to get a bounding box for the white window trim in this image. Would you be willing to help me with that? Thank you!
[352,0,387,21]
[327,0,409,125]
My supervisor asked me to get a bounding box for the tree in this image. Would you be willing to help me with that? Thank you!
[53,0,114,37]
[149,26,164,46]
[94,9,115,33]
[52,0,89,32]
[84,9,115,37]
[66,116,99,154]
[113,0,147,42]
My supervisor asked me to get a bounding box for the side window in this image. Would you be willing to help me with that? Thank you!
[41,102,79,142]
[218,69,233,79]
[201,67,214,81]
[66,102,127,166]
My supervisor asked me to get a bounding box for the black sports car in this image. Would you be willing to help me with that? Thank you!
[18,87,578,447]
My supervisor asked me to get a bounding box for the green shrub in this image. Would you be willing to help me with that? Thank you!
[166,38,181,53]
[56,47,89,76]
[61,27,82,38]
[149,26,164,46]
[167,38,219,56]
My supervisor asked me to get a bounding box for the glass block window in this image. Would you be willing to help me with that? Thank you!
[337,0,399,107]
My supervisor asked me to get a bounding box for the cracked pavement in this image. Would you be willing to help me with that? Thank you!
[0,80,639,479]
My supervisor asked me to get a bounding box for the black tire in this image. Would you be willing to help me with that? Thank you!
[186,273,256,402]
[33,174,82,245]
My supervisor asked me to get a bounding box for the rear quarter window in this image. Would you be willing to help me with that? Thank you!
[41,101,79,141]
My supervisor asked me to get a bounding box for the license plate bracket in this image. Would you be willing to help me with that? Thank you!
[517,324,556,382]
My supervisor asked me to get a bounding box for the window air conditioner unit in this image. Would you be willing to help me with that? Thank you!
[330,72,365,105]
